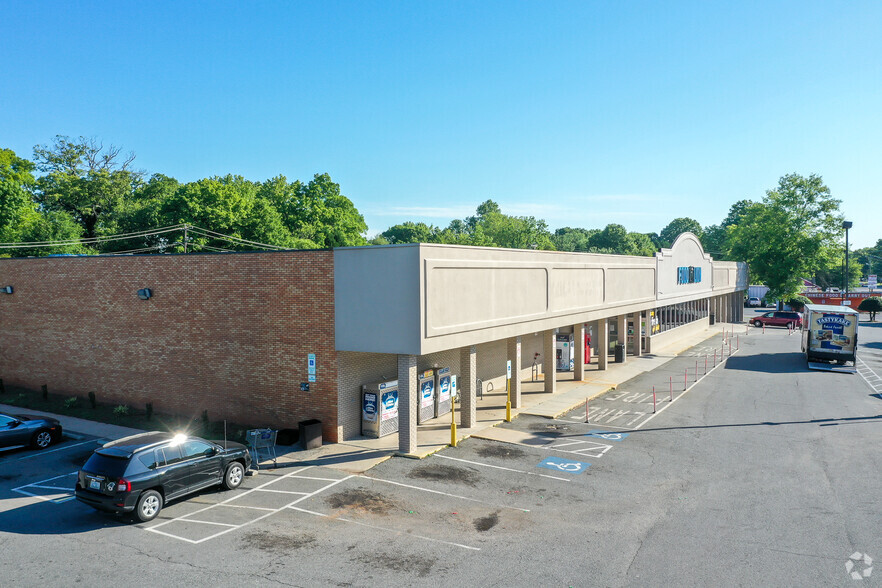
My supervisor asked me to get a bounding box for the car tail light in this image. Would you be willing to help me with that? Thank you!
[116,478,131,492]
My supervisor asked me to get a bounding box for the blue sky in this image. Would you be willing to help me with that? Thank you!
[2,1,880,247]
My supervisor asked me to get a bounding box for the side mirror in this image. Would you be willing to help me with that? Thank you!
[205,447,218,457]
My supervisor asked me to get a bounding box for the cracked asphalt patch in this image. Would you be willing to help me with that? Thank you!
[406,464,481,486]
[325,488,396,515]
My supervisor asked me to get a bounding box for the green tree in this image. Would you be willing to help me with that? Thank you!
[858,296,882,321]
[0,148,85,257]
[659,217,703,247]
[552,227,596,252]
[854,239,882,278]
[270,173,368,248]
[381,221,440,244]
[702,200,756,259]
[159,175,298,251]
[32,136,143,241]
[728,173,842,301]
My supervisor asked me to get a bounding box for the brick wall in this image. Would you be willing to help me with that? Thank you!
[0,251,341,442]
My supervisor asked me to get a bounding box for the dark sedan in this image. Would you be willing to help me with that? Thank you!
[0,411,63,451]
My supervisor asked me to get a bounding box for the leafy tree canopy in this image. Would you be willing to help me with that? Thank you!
[659,217,703,247]
[728,173,842,301]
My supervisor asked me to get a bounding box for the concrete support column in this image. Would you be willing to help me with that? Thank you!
[507,336,522,408]
[597,318,609,370]
[543,329,557,394]
[573,323,586,380]
[397,354,418,455]
[616,314,628,363]
[633,313,643,356]
[588,320,599,365]
[459,345,477,428]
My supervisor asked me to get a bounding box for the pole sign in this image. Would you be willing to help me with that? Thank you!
[869,274,877,289]
[506,360,512,380]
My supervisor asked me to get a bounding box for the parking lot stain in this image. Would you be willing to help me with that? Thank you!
[476,444,526,459]
[0,473,21,481]
[241,530,316,552]
[356,553,437,578]
[527,423,570,437]
[473,511,499,532]
[326,488,396,515]
[407,464,480,487]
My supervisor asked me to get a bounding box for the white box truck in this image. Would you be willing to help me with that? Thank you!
[801,304,860,373]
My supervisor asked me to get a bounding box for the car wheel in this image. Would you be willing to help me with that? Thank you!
[135,490,163,522]
[753,320,762,327]
[223,462,245,490]
[31,429,53,449]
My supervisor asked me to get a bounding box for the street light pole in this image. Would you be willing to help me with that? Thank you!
[843,220,852,299]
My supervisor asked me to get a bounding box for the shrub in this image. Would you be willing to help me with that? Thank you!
[113,405,131,417]
[64,397,79,410]
[88,391,96,408]
[788,295,811,312]
[858,296,882,321]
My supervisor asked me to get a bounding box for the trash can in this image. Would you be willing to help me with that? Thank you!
[614,343,625,363]
[299,419,322,450]
[709,313,715,325]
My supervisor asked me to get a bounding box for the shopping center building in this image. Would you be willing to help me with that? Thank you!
[0,233,747,454]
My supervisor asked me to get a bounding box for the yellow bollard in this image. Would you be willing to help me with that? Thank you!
[505,378,512,422]
[450,399,457,447]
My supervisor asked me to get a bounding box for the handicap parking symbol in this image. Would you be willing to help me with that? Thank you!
[585,430,629,441]
[537,456,591,474]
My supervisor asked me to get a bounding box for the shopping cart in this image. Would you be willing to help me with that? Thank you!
[245,428,278,470]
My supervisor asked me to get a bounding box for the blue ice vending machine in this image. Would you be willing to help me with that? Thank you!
[417,369,435,424]
[434,367,453,418]
[361,379,400,438]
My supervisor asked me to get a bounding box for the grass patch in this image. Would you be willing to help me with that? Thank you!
[0,384,249,442]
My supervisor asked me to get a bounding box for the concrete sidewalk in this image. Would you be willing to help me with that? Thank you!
[310,321,748,472]
[1,321,747,475]
[0,403,145,441]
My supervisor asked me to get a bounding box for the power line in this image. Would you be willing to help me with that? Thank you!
[0,223,290,253]
[0,225,185,249]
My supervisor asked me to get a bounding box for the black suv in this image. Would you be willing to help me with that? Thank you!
[75,432,251,522]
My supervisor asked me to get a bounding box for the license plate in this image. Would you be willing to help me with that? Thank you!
[89,479,101,490]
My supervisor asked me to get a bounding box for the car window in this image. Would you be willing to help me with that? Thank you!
[82,452,129,477]
[763,312,774,317]
[138,450,159,470]
[181,440,214,460]
[157,445,184,466]
[0,414,16,426]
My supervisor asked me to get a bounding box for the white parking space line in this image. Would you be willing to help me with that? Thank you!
[434,454,571,482]
[12,471,78,503]
[361,475,531,512]
[253,488,311,495]
[9,439,103,461]
[857,358,882,394]
[546,439,614,458]
[146,466,355,544]
[288,506,481,551]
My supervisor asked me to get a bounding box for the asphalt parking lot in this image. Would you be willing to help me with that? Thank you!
[1,320,880,586]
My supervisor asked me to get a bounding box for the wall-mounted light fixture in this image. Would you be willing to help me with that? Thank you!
[1,286,12,294]
[137,288,152,300]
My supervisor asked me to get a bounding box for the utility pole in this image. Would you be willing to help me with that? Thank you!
[183,225,189,253]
